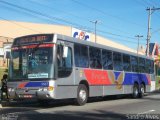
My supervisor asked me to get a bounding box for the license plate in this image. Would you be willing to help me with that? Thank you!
[20,94,33,98]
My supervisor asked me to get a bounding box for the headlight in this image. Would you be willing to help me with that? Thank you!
[43,88,48,91]
[8,88,14,92]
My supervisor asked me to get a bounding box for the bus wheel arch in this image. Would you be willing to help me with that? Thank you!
[79,80,89,95]
[75,80,89,106]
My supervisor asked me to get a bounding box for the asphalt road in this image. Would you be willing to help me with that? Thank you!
[0,92,160,120]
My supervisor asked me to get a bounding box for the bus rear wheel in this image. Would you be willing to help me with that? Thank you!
[139,84,145,98]
[132,84,139,98]
[75,84,88,106]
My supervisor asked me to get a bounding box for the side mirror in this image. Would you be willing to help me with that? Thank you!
[63,46,68,58]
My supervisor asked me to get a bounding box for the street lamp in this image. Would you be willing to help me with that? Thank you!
[90,20,100,43]
[135,35,143,73]
[135,35,143,56]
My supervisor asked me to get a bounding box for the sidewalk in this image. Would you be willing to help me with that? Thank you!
[148,89,160,95]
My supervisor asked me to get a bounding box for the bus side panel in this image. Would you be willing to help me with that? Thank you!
[83,69,110,97]
[103,85,124,96]
[74,68,104,97]
[89,86,103,97]
[123,73,151,93]
[83,69,125,96]
[103,71,124,95]
[54,68,77,99]
[145,74,152,92]
[54,85,78,99]
[123,85,132,94]
[150,74,156,91]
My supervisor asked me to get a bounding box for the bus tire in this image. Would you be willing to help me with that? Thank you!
[75,84,88,106]
[139,84,145,98]
[132,83,139,98]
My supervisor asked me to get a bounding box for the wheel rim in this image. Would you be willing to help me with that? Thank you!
[141,86,145,95]
[79,89,87,102]
[134,87,138,97]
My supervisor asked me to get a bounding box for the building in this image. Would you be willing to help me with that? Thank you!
[0,20,141,67]
[0,36,13,67]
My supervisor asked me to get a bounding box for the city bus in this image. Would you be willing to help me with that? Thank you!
[7,33,155,105]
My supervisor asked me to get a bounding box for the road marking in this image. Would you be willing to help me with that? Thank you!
[138,110,155,114]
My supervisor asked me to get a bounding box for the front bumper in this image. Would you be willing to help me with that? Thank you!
[8,87,54,100]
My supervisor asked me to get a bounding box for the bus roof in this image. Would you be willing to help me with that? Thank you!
[56,34,153,60]
[12,33,153,60]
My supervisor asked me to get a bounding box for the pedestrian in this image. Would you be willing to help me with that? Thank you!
[1,74,9,100]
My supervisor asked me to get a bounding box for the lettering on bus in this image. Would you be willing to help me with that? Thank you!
[14,34,53,45]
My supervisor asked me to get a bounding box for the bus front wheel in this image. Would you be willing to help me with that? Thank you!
[75,84,88,106]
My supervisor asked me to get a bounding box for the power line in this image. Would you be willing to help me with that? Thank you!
[0,0,148,47]
[135,0,147,8]
[142,0,160,17]
[152,29,160,34]
[97,29,136,40]
[0,0,86,28]
[0,0,140,43]
[0,17,42,33]
[106,35,146,45]
[143,0,158,7]
[71,0,146,28]
[0,36,13,39]
[0,2,64,26]
[28,0,133,36]
[142,0,154,6]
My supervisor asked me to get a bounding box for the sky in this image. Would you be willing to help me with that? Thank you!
[0,0,160,50]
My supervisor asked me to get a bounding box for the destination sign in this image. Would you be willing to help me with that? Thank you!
[13,34,53,45]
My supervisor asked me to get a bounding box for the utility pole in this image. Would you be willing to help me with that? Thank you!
[90,20,100,43]
[146,7,160,56]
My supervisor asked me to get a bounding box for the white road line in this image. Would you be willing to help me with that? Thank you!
[138,110,155,114]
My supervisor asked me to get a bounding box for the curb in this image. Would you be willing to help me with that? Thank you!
[151,90,160,93]
[147,90,160,96]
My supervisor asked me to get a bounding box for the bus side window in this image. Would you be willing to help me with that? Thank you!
[145,59,154,74]
[150,60,154,74]
[89,47,102,69]
[139,58,145,73]
[102,50,113,70]
[57,45,72,78]
[113,52,123,71]
[123,54,131,72]
[131,56,138,72]
[74,44,89,68]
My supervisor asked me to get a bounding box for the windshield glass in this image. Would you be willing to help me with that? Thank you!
[9,45,54,81]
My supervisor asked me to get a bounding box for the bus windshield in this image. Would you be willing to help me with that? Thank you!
[9,45,54,81]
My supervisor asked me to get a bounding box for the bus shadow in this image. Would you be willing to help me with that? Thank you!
[14,110,127,120]
[0,94,131,109]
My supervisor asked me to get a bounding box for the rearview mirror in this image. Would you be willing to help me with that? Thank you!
[63,46,68,58]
